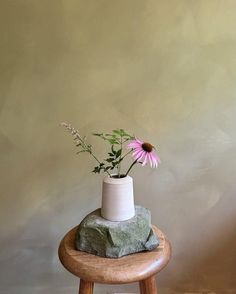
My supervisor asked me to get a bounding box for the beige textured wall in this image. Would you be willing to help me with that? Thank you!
[1,1,236,293]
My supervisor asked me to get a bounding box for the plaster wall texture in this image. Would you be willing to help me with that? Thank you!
[0,1,236,293]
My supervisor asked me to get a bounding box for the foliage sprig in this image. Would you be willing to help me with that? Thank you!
[61,124,135,178]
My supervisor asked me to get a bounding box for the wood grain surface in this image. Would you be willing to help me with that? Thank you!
[58,225,171,284]
[79,280,94,294]
[139,275,158,294]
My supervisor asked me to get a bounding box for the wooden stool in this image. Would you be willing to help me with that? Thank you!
[58,225,171,294]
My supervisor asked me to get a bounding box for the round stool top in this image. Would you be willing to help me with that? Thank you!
[58,225,171,284]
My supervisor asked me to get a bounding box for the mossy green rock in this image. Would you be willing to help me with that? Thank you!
[75,206,159,258]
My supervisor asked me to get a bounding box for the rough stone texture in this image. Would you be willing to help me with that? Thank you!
[75,206,159,258]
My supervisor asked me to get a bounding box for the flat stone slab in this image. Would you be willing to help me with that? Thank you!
[75,205,159,258]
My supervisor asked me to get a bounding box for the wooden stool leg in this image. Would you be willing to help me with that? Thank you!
[139,275,157,294]
[79,279,94,294]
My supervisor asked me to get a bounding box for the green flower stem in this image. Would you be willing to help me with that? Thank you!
[77,138,112,177]
[125,159,138,177]
[117,136,123,177]
[120,149,133,160]
[90,152,111,177]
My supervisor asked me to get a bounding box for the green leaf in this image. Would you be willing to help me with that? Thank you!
[111,145,116,154]
[116,149,122,158]
[106,158,114,163]
[76,150,87,154]
[92,167,100,173]
[112,129,121,135]
[93,133,103,137]
[112,129,134,139]
[108,139,119,144]
[119,129,125,135]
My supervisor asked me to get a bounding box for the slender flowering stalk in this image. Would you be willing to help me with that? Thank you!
[61,122,111,177]
[61,122,89,151]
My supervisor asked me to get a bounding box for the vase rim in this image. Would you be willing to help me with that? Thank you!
[103,174,133,184]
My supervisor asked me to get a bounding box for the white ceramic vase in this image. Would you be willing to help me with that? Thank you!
[101,175,135,221]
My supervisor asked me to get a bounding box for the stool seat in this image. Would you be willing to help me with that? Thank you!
[59,225,171,285]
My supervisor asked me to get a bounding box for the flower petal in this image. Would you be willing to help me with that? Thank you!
[128,142,142,149]
[149,153,156,166]
[128,138,144,149]
[148,153,153,167]
[142,153,148,166]
[135,138,144,145]
[132,148,143,157]
[134,150,145,161]
[128,138,160,169]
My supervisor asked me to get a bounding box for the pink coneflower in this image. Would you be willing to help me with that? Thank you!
[127,138,160,168]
